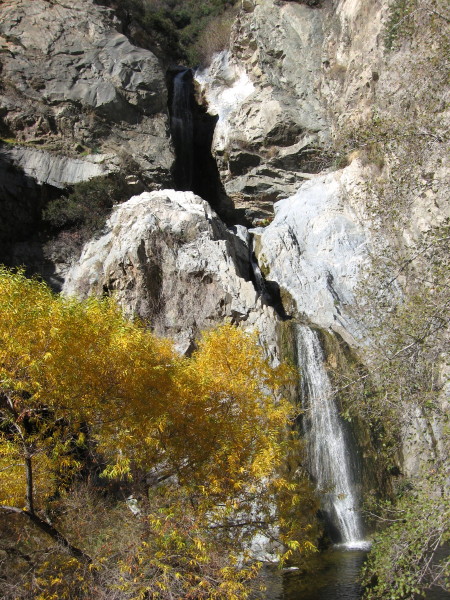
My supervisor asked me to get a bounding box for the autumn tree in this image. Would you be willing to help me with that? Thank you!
[0,268,318,599]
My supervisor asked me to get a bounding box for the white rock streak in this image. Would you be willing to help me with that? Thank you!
[195,51,254,151]
[257,164,369,346]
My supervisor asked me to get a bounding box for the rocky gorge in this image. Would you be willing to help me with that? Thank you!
[0,0,449,596]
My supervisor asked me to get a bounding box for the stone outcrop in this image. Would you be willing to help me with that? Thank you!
[63,190,279,356]
[1,0,448,486]
[0,0,173,186]
[195,1,329,222]
[254,161,369,347]
[0,146,114,188]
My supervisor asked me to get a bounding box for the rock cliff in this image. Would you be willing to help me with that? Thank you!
[196,0,330,221]
[1,0,448,486]
[0,0,172,183]
[0,0,176,282]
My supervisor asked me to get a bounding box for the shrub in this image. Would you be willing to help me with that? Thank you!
[96,0,238,65]
[384,0,418,51]
[190,5,237,65]
[42,174,130,263]
[43,174,129,236]
[362,466,450,599]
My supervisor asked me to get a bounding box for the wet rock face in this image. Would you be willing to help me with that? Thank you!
[0,0,173,185]
[168,67,230,221]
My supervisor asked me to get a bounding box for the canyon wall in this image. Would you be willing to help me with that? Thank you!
[1,0,448,487]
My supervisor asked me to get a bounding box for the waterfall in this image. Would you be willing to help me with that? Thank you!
[296,324,365,547]
[169,67,226,216]
[171,68,194,191]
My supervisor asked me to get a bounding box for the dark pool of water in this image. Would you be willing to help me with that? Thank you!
[262,547,450,600]
[283,548,366,600]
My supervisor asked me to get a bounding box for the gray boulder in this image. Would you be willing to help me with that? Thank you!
[63,190,279,355]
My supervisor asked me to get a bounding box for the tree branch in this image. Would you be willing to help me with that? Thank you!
[0,505,91,563]
[208,519,270,530]
[25,454,34,514]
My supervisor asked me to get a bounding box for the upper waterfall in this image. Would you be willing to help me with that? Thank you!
[296,324,365,546]
[170,68,195,191]
[169,65,230,219]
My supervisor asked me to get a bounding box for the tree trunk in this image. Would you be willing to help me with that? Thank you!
[25,453,34,514]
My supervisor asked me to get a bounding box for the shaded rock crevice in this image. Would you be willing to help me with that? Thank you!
[249,233,292,321]
[167,66,234,224]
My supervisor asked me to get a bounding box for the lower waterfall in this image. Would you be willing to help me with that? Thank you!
[296,325,365,546]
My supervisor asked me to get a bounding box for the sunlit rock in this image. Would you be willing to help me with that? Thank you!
[63,190,279,355]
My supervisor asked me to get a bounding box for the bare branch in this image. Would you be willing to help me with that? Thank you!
[0,505,91,563]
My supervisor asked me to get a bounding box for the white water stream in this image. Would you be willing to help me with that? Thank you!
[296,325,365,546]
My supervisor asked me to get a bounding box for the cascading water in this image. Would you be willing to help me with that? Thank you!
[171,68,194,191]
[296,324,365,547]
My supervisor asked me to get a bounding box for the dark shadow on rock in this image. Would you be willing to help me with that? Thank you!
[167,66,235,224]
[0,147,61,287]
[263,278,293,321]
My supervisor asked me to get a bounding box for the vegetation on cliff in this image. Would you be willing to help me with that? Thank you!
[355,220,450,599]
[362,467,449,599]
[0,268,318,599]
[44,175,129,232]
[96,0,238,64]
[332,1,450,595]
[42,174,131,262]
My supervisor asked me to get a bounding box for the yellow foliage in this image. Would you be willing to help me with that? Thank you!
[0,268,318,599]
